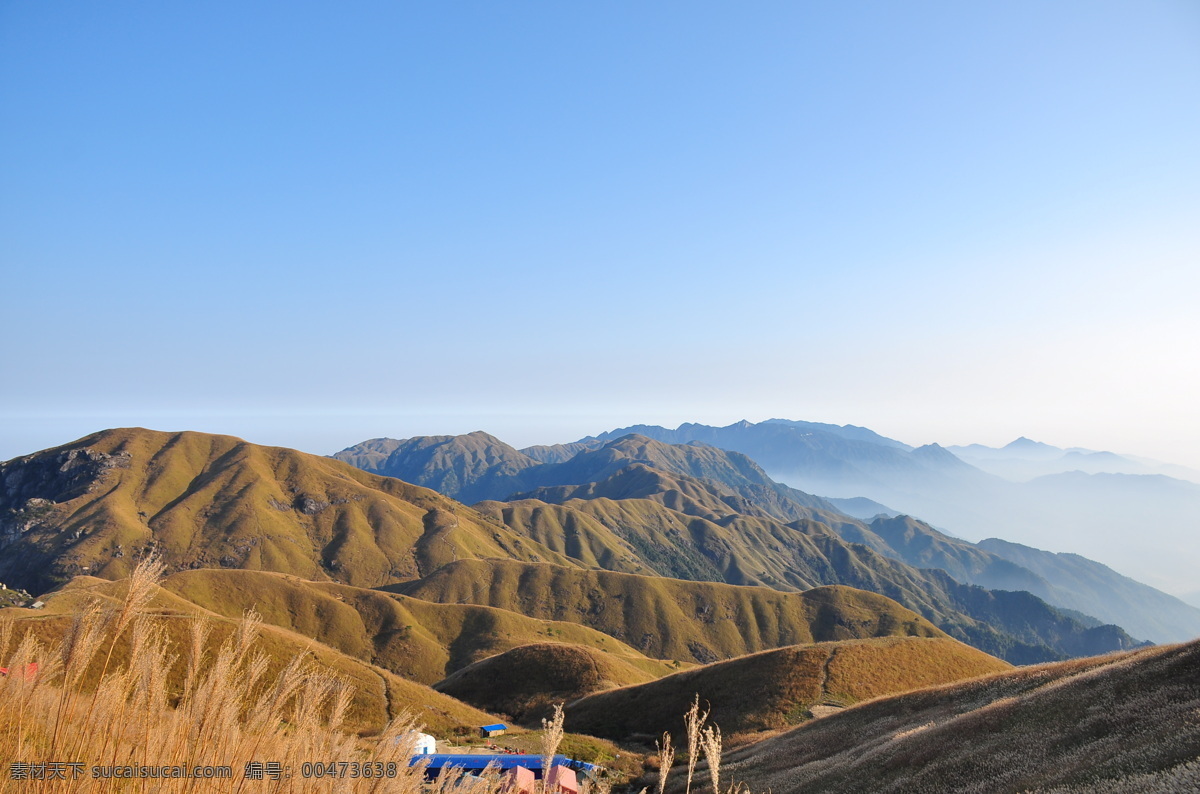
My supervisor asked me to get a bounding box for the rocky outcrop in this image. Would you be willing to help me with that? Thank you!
[1,447,130,549]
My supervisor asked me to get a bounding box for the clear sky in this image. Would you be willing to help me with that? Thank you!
[2,1,1199,466]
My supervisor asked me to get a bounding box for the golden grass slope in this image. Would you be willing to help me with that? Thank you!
[158,568,674,684]
[481,488,898,592]
[0,427,574,592]
[473,499,657,577]
[2,575,504,736]
[565,636,1010,740]
[393,559,945,663]
[433,642,667,724]
[717,639,1200,793]
[478,492,1134,664]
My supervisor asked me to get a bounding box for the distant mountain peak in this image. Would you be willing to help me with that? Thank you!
[1005,437,1056,451]
[911,443,973,469]
[463,430,504,441]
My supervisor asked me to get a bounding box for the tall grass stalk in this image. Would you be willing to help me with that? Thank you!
[683,695,710,794]
[657,732,673,794]
[541,702,566,791]
[700,725,721,794]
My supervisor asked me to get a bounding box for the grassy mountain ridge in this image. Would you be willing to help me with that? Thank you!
[433,642,666,724]
[0,428,572,594]
[512,464,775,525]
[336,432,847,525]
[391,558,947,663]
[473,498,657,577]
[565,636,1010,740]
[524,435,842,519]
[332,426,1181,648]
[330,429,1142,662]
[867,515,1050,594]
[718,639,1200,793]
[157,568,672,684]
[483,488,1136,662]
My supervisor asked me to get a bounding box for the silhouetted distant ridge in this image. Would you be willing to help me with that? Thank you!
[761,418,914,450]
[520,440,604,464]
[584,420,991,495]
[825,496,900,520]
[331,431,541,504]
[977,537,1200,644]
[910,443,974,470]
[948,437,1200,483]
[1001,436,1064,457]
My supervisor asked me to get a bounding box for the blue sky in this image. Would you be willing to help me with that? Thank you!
[2,1,1199,465]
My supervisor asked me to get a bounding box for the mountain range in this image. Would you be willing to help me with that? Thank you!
[3,424,1197,792]
[0,427,1020,662]
[333,430,1182,659]
[948,436,1200,483]
[566,420,1200,620]
[335,427,1200,646]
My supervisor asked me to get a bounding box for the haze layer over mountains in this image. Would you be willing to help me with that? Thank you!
[570,419,1200,598]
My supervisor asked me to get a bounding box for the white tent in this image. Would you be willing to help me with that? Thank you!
[401,732,437,755]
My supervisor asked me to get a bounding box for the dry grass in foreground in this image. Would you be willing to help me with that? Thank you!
[0,556,437,793]
[13,552,1188,794]
[713,639,1200,794]
[0,556,743,794]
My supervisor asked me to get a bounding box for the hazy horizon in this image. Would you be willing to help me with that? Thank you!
[4,6,1199,472]
[4,410,1198,476]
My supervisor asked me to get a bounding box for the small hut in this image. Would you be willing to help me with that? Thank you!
[407,732,437,754]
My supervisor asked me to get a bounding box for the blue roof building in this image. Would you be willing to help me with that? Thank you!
[410,754,597,781]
